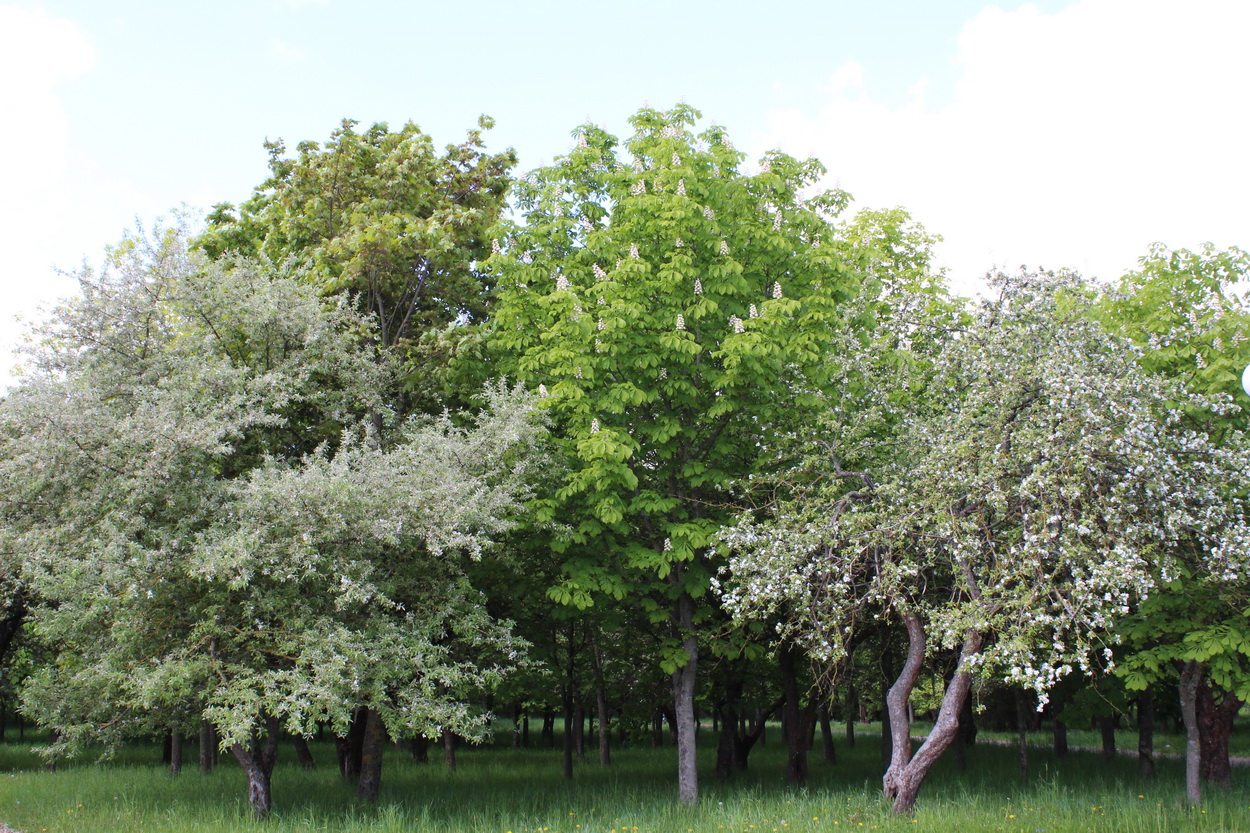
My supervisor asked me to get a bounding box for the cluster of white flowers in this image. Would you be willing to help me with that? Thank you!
[675,314,685,331]
[631,180,646,196]
[730,315,744,334]
[590,418,600,433]
[677,179,686,196]
[555,274,569,292]
[593,263,607,281]
[703,206,715,221]
[772,282,783,299]
[671,152,681,166]
[491,239,500,255]
[749,304,758,319]
[675,236,684,248]
[629,242,640,259]
[719,240,729,255]
[694,278,703,295]
[715,268,1250,709]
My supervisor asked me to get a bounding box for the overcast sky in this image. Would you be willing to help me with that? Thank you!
[2,0,1247,387]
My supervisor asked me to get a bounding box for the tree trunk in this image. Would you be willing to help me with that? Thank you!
[542,710,555,746]
[357,707,386,801]
[230,716,279,819]
[335,707,367,779]
[844,680,857,747]
[1196,681,1240,788]
[672,590,700,805]
[511,701,523,749]
[591,640,612,765]
[883,620,983,815]
[715,670,740,780]
[1014,689,1029,783]
[199,720,217,773]
[819,704,836,764]
[410,734,429,763]
[1179,659,1202,806]
[1052,698,1068,758]
[779,639,811,786]
[1098,715,1117,762]
[169,731,183,776]
[442,729,457,771]
[1137,689,1154,779]
[293,733,316,770]
[572,698,586,763]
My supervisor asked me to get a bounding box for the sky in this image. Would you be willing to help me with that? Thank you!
[2,0,1247,387]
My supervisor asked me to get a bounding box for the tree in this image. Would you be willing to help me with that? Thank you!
[0,221,547,816]
[198,117,516,413]
[486,103,862,803]
[722,271,1250,813]
[1096,243,1250,803]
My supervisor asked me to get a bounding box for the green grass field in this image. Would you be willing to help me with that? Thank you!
[0,722,1246,833]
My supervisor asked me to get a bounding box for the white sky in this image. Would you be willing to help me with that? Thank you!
[2,0,1247,387]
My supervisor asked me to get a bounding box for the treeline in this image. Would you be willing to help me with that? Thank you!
[0,104,1247,818]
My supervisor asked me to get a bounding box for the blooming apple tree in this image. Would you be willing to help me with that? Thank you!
[720,270,1250,813]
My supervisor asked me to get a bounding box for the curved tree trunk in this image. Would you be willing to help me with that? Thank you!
[883,618,983,816]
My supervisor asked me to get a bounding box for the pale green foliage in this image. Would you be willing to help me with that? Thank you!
[722,271,1250,702]
[0,220,546,755]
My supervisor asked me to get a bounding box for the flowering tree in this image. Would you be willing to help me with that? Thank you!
[722,271,1250,814]
[0,223,546,816]
[487,103,861,803]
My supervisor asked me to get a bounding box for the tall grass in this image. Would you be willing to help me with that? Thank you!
[0,723,1246,833]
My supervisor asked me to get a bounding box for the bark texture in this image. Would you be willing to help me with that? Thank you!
[1179,660,1203,806]
[672,591,700,805]
[882,621,983,816]
[231,716,279,818]
[357,707,387,801]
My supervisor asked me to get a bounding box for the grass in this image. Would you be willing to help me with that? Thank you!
[0,723,1247,833]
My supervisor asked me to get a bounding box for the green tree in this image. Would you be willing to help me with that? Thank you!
[486,103,862,803]
[0,222,546,816]
[198,117,516,413]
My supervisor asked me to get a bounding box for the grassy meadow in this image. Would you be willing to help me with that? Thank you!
[0,721,1247,833]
